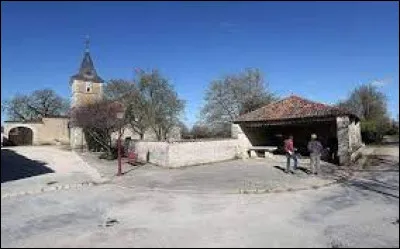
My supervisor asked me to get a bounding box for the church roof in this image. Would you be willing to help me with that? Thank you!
[71,38,104,83]
[234,95,358,123]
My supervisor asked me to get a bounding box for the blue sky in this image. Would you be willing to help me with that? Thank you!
[1,1,399,126]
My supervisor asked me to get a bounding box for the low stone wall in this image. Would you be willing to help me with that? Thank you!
[132,139,239,167]
[135,141,169,166]
[168,139,238,168]
[350,144,365,163]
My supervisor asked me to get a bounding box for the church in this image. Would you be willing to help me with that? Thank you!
[3,40,181,148]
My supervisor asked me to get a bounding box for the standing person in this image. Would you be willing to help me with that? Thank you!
[284,135,297,173]
[327,137,338,164]
[308,134,323,175]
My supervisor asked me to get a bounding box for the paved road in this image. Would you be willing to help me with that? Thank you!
[1,145,399,247]
[1,146,103,197]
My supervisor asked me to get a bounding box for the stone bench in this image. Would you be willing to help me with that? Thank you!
[248,146,278,159]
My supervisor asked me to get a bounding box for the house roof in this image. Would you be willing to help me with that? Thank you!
[70,50,104,83]
[234,95,358,123]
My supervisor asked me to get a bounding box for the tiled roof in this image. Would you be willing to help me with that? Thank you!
[71,51,104,83]
[235,95,357,122]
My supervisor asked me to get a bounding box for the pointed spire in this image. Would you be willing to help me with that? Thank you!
[85,35,90,53]
[70,36,104,83]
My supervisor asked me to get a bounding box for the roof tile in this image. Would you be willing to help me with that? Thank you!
[235,95,356,122]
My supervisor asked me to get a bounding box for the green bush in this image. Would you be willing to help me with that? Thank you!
[361,119,390,144]
[385,121,399,135]
[386,127,399,135]
[361,121,377,143]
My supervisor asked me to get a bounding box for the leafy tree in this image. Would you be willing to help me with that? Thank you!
[338,83,391,143]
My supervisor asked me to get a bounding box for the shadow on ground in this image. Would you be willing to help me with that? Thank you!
[273,165,311,174]
[121,162,147,175]
[365,155,399,168]
[344,179,399,199]
[1,149,54,183]
[344,152,399,199]
[273,165,287,172]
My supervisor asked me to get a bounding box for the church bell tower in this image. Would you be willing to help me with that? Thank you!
[70,36,104,108]
[69,36,104,150]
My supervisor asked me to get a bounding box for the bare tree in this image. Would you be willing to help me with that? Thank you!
[191,123,212,139]
[104,70,185,141]
[2,94,35,121]
[2,89,69,121]
[136,69,185,141]
[178,121,191,139]
[104,79,136,101]
[70,100,124,154]
[104,79,150,139]
[29,89,69,117]
[201,68,276,136]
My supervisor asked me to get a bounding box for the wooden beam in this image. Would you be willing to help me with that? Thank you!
[240,117,336,128]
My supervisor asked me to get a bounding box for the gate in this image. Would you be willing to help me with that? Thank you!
[8,127,33,145]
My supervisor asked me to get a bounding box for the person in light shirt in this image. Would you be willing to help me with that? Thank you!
[307,134,323,175]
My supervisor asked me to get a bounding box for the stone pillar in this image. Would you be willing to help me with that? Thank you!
[336,116,350,165]
[70,127,86,150]
[350,120,363,150]
[231,123,240,139]
[231,123,252,159]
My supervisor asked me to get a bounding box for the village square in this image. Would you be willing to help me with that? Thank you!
[1,1,399,248]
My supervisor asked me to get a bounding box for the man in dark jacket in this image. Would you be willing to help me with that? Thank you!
[307,134,323,175]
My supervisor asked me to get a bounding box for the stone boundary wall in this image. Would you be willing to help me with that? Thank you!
[4,118,69,146]
[168,139,238,168]
[133,139,240,168]
[135,141,169,166]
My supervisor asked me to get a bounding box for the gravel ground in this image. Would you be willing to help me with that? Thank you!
[81,152,346,194]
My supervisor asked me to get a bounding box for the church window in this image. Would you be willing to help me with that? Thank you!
[85,82,92,93]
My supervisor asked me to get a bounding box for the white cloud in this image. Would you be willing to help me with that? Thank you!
[370,77,392,87]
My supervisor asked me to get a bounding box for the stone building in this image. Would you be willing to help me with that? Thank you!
[232,95,363,165]
[3,39,180,147]
[3,116,70,146]
[68,40,105,149]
